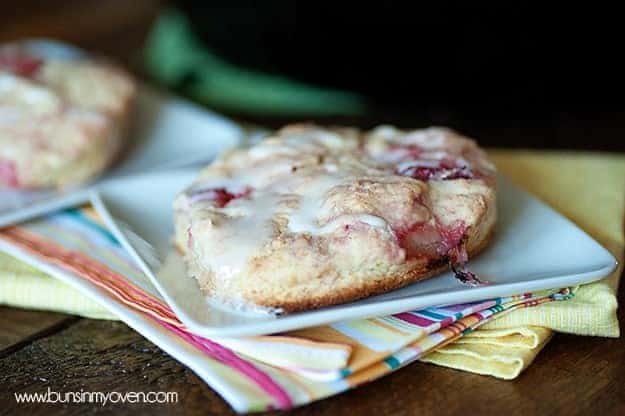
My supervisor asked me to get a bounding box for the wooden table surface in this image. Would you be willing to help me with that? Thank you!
[2,283,625,416]
[1,2,624,415]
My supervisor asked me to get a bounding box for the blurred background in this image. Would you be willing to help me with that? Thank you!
[2,0,623,151]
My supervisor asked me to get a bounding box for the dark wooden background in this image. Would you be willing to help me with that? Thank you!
[1,2,624,415]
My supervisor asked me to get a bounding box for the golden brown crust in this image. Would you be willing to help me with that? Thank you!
[255,224,495,313]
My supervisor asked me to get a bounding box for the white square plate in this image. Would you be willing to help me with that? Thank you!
[94,169,617,337]
[0,40,245,227]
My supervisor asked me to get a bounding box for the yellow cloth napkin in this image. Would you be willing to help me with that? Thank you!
[421,150,624,378]
[1,150,622,379]
[421,326,554,379]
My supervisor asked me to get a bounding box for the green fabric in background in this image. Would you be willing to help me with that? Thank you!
[143,10,367,116]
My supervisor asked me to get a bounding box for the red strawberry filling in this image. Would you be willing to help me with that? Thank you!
[395,220,467,262]
[395,222,443,259]
[394,219,488,286]
[188,186,252,208]
[0,160,19,188]
[396,159,473,181]
[382,143,474,181]
[438,222,469,261]
[0,53,43,77]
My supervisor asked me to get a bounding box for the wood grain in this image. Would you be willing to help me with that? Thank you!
[0,306,624,415]
[0,319,233,416]
[0,306,76,354]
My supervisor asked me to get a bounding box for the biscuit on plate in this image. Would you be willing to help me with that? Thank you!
[0,43,136,189]
[174,124,496,313]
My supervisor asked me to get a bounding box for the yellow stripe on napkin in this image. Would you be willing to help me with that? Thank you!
[0,251,116,320]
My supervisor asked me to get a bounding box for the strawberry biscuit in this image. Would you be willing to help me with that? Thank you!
[174,124,496,313]
[0,44,135,189]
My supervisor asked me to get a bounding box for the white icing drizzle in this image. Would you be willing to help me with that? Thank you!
[314,213,388,234]
[396,158,441,172]
[284,173,345,234]
[188,160,391,278]
[369,125,398,139]
[420,150,452,160]
[283,129,345,149]
[0,73,60,115]
[198,192,282,280]
[205,295,283,317]
[397,128,450,148]
[247,143,297,159]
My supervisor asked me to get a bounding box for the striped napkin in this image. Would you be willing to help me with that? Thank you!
[0,206,572,412]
